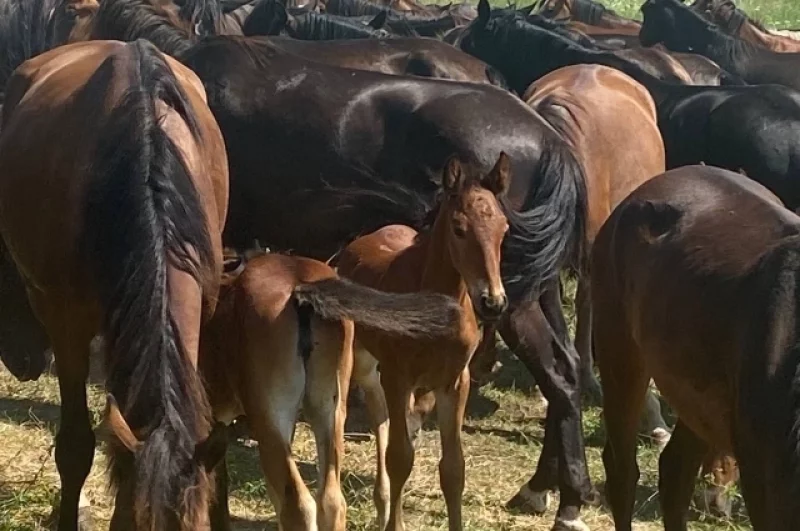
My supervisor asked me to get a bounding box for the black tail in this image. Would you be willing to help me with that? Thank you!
[81,39,215,530]
[500,126,588,303]
[294,278,462,338]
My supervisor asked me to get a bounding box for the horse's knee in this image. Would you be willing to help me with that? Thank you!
[317,487,346,531]
[55,421,95,480]
[438,446,465,500]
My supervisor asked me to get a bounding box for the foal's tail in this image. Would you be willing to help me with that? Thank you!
[82,40,215,531]
[294,278,462,339]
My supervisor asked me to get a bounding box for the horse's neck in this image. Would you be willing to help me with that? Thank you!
[741,22,791,51]
[416,215,468,302]
[697,27,755,76]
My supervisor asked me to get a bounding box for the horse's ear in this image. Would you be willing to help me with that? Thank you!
[483,152,511,195]
[194,422,229,472]
[102,394,142,454]
[443,156,465,194]
[477,0,491,25]
[368,10,387,29]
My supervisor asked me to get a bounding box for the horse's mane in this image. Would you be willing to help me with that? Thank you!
[90,0,196,55]
[292,12,388,39]
[173,0,223,34]
[570,0,607,25]
[0,0,62,92]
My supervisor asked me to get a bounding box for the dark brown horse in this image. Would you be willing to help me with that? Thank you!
[200,251,461,531]
[0,38,229,530]
[640,0,800,91]
[592,165,800,530]
[693,0,800,53]
[64,1,597,528]
[337,155,509,531]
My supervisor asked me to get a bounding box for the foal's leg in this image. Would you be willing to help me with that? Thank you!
[304,318,352,531]
[435,368,469,531]
[658,421,707,531]
[244,314,316,530]
[502,285,594,530]
[50,322,96,531]
[351,347,390,529]
[381,372,414,531]
[209,450,232,531]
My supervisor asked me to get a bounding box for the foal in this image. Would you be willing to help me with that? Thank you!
[337,154,510,531]
[200,251,462,531]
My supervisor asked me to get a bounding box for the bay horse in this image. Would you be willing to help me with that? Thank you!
[535,0,641,35]
[200,251,461,531]
[68,2,598,528]
[693,0,800,53]
[639,0,800,91]
[592,165,800,530]
[0,38,229,531]
[336,154,509,531]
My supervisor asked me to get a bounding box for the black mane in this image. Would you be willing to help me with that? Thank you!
[0,0,62,92]
[90,0,197,56]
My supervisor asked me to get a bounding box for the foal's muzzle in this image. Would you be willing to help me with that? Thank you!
[476,292,508,322]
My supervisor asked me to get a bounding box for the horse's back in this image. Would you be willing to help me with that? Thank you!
[524,64,665,238]
[337,224,418,291]
[592,165,800,449]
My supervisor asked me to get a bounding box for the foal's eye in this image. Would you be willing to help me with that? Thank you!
[453,225,467,238]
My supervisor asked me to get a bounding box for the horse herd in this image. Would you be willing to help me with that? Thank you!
[0,0,798,529]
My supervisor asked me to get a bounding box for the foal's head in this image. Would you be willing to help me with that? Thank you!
[438,153,510,321]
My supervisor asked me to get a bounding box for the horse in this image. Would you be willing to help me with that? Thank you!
[535,0,641,35]
[242,0,392,39]
[457,5,689,100]
[67,2,598,528]
[200,250,461,531]
[592,165,800,530]
[335,154,509,531]
[0,38,229,531]
[616,64,800,212]
[693,0,800,53]
[639,0,800,91]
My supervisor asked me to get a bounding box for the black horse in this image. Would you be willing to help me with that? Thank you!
[243,0,391,38]
[640,0,800,91]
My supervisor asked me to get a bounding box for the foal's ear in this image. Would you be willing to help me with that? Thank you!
[443,156,465,194]
[477,0,491,24]
[102,394,143,454]
[483,152,511,195]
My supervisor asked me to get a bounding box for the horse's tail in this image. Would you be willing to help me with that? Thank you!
[500,111,588,303]
[294,278,462,338]
[83,39,215,530]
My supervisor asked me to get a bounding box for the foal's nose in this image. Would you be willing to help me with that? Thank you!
[478,292,508,320]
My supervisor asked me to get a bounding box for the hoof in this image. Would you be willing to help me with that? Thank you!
[506,484,550,515]
[552,517,590,531]
[651,427,671,450]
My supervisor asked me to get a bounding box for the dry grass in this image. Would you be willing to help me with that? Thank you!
[0,345,750,531]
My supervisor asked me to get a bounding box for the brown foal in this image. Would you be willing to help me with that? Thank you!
[200,252,461,531]
[336,154,510,531]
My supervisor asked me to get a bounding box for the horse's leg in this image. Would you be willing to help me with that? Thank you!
[574,278,601,406]
[594,303,649,531]
[503,284,595,530]
[382,372,414,531]
[658,420,707,531]
[351,347,390,529]
[50,323,96,531]
[209,449,231,531]
[696,453,737,518]
[304,318,352,531]
[435,368,469,531]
